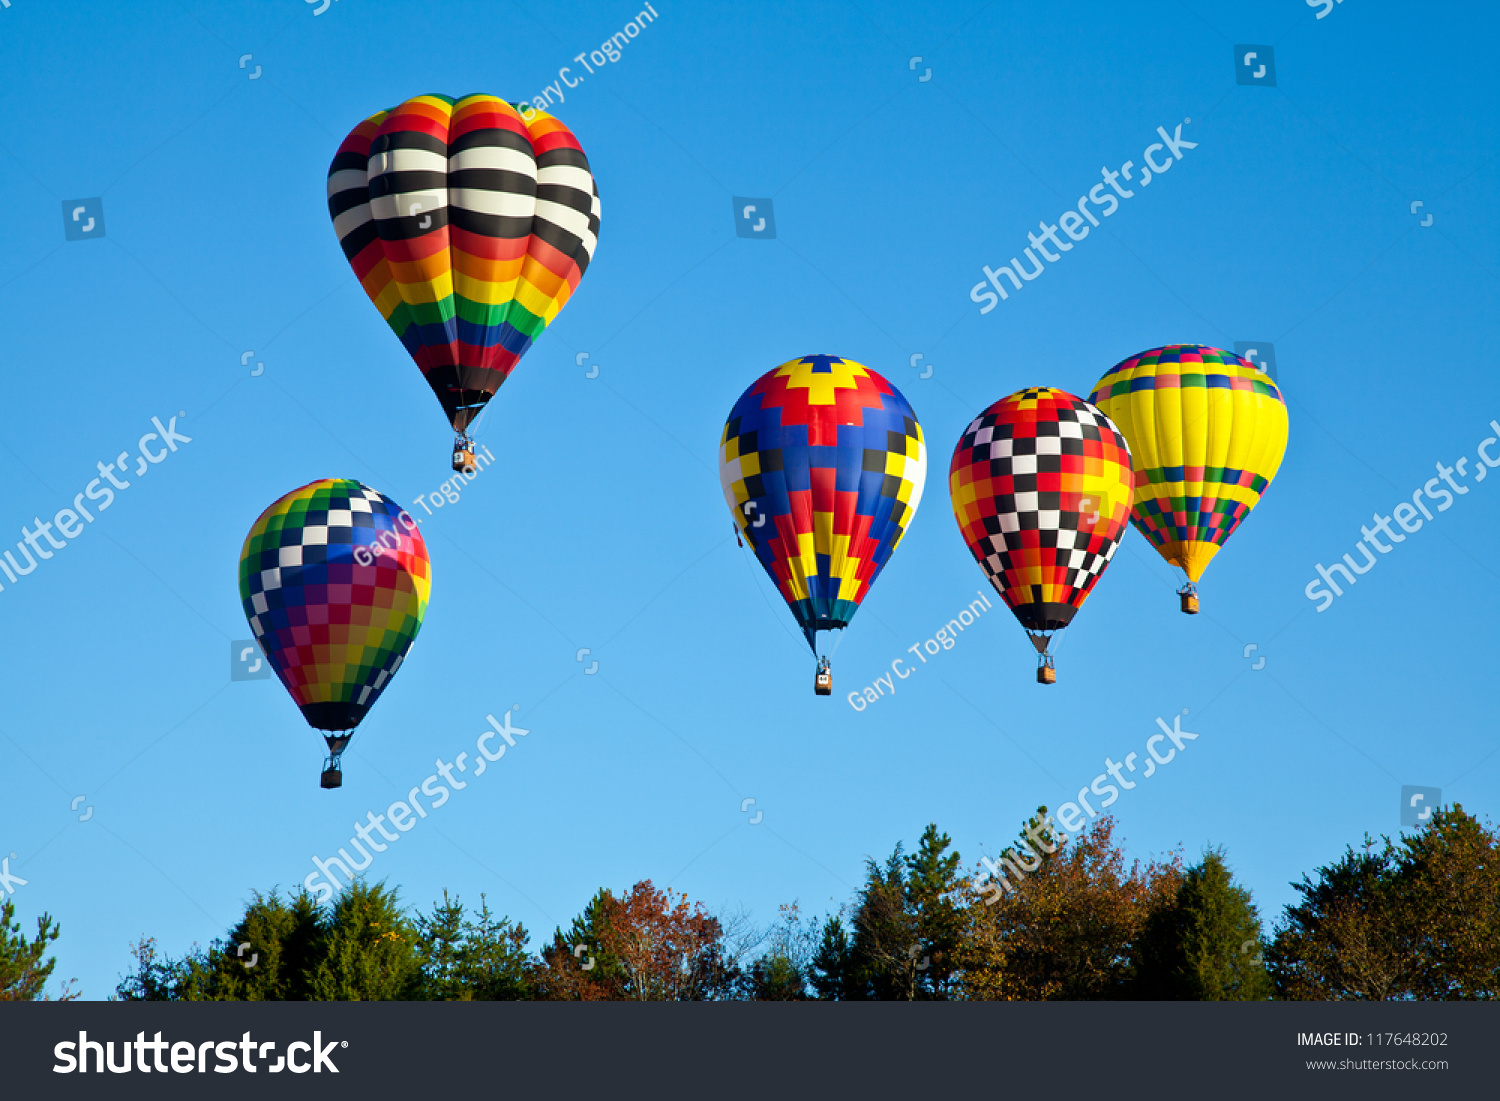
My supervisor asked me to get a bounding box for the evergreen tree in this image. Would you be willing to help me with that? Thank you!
[904,823,965,999]
[182,889,326,1001]
[413,892,532,1000]
[1,897,73,1000]
[308,881,421,1000]
[808,915,856,1000]
[741,903,815,1000]
[1132,848,1272,1000]
[849,844,917,999]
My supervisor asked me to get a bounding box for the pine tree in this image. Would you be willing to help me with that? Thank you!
[904,824,965,999]
[849,844,917,999]
[1132,848,1272,1000]
[1,898,72,1000]
[808,915,855,1000]
[308,881,420,1000]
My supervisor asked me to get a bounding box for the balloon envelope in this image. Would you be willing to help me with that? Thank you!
[949,387,1134,633]
[328,93,601,432]
[1087,345,1288,583]
[239,479,430,733]
[719,355,926,651]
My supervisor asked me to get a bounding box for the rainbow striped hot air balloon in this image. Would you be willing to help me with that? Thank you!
[1088,345,1288,613]
[239,480,430,788]
[327,93,600,471]
[719,355,927,694]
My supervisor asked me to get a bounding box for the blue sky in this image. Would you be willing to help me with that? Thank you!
[0,0,1496,997]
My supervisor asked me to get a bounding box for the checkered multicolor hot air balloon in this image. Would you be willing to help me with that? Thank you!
[327,93,600,460]
[949,388,1135,682]
[1088,345,1288,613]
[720,356,926,691]
[239,479,430,787]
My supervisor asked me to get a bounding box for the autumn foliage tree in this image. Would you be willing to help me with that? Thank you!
[535,880,735,1000]
[960,810,1183,999]
[1268,806,1500,1000]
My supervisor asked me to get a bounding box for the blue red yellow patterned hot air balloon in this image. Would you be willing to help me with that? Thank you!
[719,356,927,694]
[949,388,1135,682]
[327,93,600,471]
[239,479,431,788]
[1088,345,1289,613]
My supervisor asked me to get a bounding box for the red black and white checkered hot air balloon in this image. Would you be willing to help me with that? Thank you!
[949,388,1134,683]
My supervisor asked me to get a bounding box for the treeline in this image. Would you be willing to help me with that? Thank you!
[5,806,1496,1001]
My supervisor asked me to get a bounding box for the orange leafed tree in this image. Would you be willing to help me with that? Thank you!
[961,810,1183,1000]
[536,880,735,1001]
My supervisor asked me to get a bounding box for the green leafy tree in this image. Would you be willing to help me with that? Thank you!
[180,889,326,1001]
[1132,848,1272,1000]
[1269,807,1500,1000]
[308,881,421,1001]
[115,935,187,1001]
[808,915,856,1000]
[1,898,74,1000]
[904,824,965,999]
[741,903,816,1000]
[412,892,532,1000]
[848,843,918,999]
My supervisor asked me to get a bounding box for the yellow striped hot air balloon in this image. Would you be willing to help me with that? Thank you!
[1087,345,1288,613]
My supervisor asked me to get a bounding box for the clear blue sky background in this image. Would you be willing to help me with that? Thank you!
[1,0,1496,998]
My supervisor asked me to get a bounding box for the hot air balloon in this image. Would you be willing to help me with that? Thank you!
[239,479,431,788]
[1087,345,1288,614]
[949,388,1134,683]
[719,355,926,694]
[327,93,601,472]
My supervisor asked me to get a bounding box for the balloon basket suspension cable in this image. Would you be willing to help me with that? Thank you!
[812,630,838,696]
[1029,632,1056,685]
[321,733,351,790]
